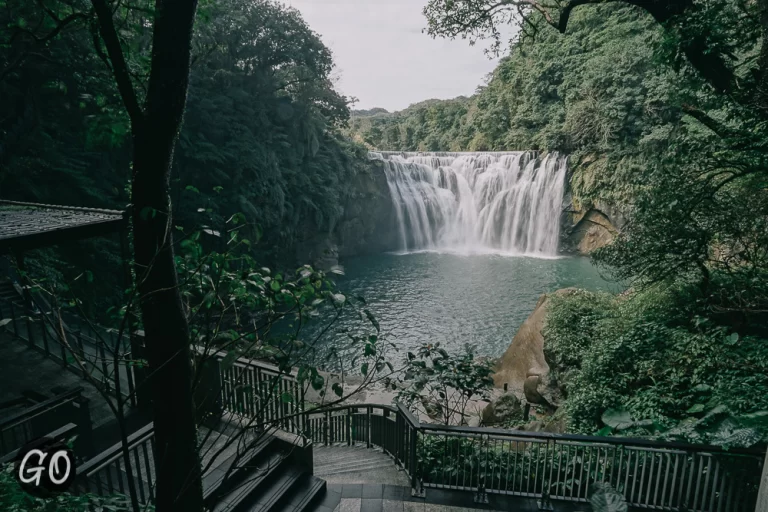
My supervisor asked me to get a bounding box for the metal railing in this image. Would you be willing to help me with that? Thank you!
[302,403,422,492]
[298,403,765,511]
[0,387,91,458]
[212,350,305,434]
[75,422,156,506]
[0,292,139,407]
[0,423,79,466]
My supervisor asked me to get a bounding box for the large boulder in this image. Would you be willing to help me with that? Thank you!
[481,393,523,427]
[493,289,576,407]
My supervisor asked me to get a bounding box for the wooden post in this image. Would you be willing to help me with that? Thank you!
[192,355,222,424]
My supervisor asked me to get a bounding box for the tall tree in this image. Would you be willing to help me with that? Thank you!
[89,0,204,510]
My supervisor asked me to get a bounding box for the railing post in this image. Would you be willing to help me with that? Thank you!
[39,312,51,358]
[324,411,329,446]
[76,331,86,378]
[366,406,372,449]
[410,424,424,497]
[25,309,35,348]
[474,434,489,504]
[346,407,352,446]
[75,394,94,455]
[56,314,68,367]
[98,340,111,394]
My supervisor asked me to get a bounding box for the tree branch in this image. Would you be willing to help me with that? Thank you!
[681,104,739,139]
[90,0,143,124]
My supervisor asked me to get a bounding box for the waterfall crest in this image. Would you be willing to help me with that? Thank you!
[371,151,567,257]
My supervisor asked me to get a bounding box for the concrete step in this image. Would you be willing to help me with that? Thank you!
[314,459,389,472]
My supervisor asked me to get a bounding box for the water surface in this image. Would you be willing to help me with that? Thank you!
[318,252,620,358]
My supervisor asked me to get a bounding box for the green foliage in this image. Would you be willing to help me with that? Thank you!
[543,285,768,446]
[0,464,142,512]
[174,209,392,400]
[393,343,493,425]
[1,0,373,314]
[175,0,369,262]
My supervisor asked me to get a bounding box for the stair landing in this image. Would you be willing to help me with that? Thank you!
[313,445,409,486]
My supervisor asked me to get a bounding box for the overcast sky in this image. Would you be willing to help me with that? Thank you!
[284,0,507,112]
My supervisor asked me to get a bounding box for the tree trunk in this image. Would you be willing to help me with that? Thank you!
[129,1,202,510]
[132,128,202,512]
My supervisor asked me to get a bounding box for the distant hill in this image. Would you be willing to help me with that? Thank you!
[351,107,390,117]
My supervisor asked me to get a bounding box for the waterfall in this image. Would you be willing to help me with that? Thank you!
[371,151,568,257]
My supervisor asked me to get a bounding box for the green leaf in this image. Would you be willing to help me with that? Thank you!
[596,426,613,436]
[139,207,156,220]
[601,408,635,430]
[311,374,324,390]
[281,392,294,403]
[686,404,706,414]
[361,363,369,376]
[332,382,343,397]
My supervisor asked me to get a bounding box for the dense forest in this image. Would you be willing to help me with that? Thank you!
[0,0,375,297]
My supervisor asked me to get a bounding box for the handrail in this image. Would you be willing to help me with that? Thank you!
[0,423,78,465]
[0,291,139,406]
[195,345,299,378]
[0,199,127,217]
[415,419,766,456]
[0,388,83,429]
[396,402,420,429]
[76,422,154,476]
[303,402,765,510]
[75,422,156,506]
[308,402,765,456]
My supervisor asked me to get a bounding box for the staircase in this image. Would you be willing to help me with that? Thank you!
[0,279,21,307]
[201,430,329,512]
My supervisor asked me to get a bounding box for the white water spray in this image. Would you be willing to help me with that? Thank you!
[371,151,567,257]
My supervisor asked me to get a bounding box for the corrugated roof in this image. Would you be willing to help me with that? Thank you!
[0,200,127,253]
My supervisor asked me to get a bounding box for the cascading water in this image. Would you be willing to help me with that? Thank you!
[371,151,567,257]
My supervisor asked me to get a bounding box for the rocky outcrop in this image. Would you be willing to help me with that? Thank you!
[560,153,626,255]
[492,288,577,407]
[481,393,523,427]
[335,159,398,257]
[564,206,618,254]
[294,159,399,269]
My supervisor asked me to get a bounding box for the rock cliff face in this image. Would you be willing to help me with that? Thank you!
[560,154,628,255]
[561,201,621,254]
[492,288,578,407]
[336,159,399,257]
[294,159,399,270]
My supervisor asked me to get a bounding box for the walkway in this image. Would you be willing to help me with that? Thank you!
[311,445,591,512]
[315,483,591,512]
[313,445,410,486]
